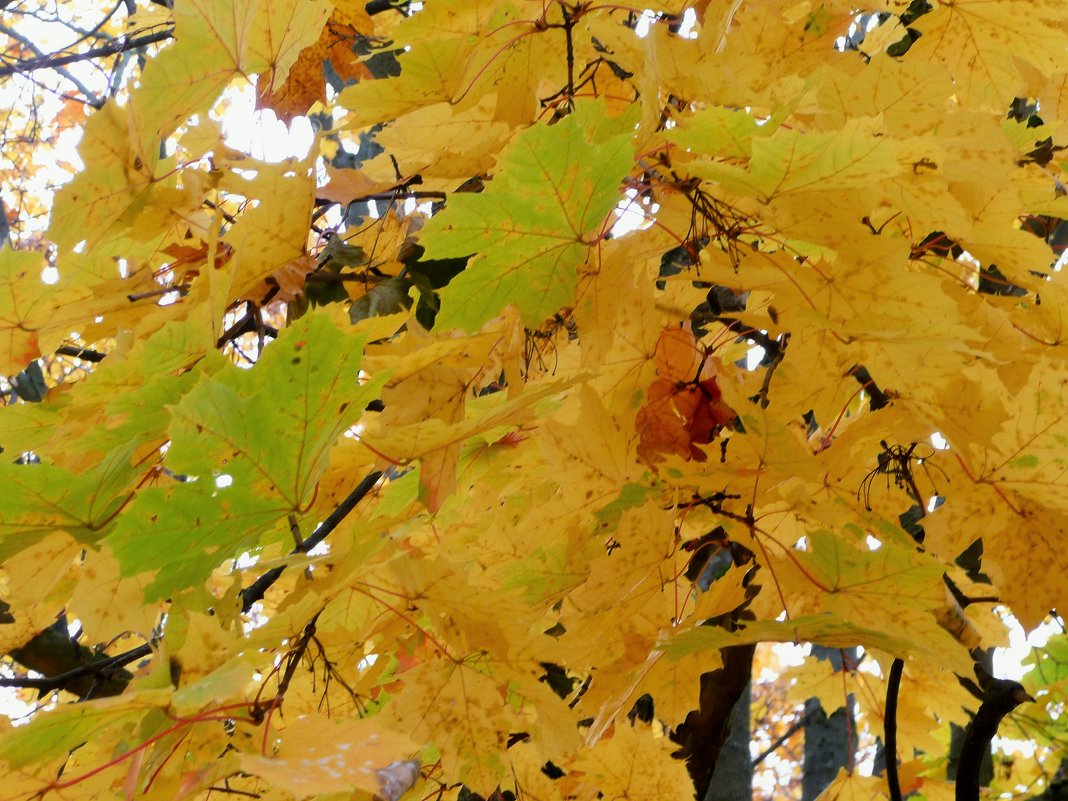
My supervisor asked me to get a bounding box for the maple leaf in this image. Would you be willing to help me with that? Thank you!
[5,1,1068,799]
[636,326,736,463]
[0,249,47,372]
[257,5,376,121]
[420,100,636,330]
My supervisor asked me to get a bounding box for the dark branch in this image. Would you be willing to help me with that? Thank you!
[956,676,1034,801]
[849,364,889,411]
[2,620,149,698]
[240,471,383,612]
[4,472,384,695]
[0,21,104,106]
[56,344,106,363]
[885,657,905,801]
[0,28,173,79]
[365,0,410,14]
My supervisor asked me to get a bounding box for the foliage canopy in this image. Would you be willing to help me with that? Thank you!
[0,2,1066,801]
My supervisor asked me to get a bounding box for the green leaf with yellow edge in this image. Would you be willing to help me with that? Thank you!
[167,311,386,508]
[788,530,973,674]
[684,116,902,200]
[667,106,776,161]
[0,444,140,560]
[171,655,259,715]
[0,687,172,770]
[103,477,288,602]
[338,35,474,129]
[421,101,636,330]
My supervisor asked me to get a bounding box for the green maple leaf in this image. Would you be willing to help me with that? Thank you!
[166,311,386,508]
[421,100,636,331]
[104,478,287,602]
[0,445,140,560]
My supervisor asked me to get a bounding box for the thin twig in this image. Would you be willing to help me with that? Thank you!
[56,344,106,363]
[751,708,811,767]
[0,22,104,105]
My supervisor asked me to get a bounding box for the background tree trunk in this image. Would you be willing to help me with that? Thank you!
[703,679,753,801]
[802,647,858,801]
[675,644,756,800]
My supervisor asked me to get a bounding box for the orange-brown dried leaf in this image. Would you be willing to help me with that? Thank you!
[257,7,375,121]
[636,327,736,464]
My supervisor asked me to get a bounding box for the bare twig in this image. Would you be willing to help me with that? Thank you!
[0,639,150,697]
[0,28,173,79]
[56,344,106,363]
[0,22,104,105]
[751,708,812,768]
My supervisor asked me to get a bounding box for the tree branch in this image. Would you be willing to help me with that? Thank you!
[3,473,384,696]
[0,22,104,106]
[0,28,173,79]
[56,344,107,363]
[885,657,905,801]
[1,620,149,698]
[240,470,384,612]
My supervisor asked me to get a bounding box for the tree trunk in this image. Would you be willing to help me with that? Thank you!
[703,679,752,801]
[675,643,756,800]
[801,647,857,801]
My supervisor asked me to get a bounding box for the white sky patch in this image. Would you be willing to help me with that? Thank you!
[358,653,379,672]
[216,82,315,163]
[235,551,259,569]
[611,188,657,237]
[746,343,765,370]
[994,611,1059,679]
[633,10,657,37]
[675,8,699,38]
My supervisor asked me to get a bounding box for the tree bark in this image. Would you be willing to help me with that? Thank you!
[703,679,752,801]
[674,643,756,800]
[801,647,857,801]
